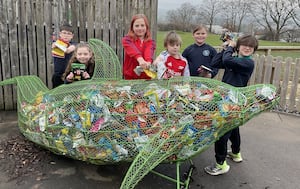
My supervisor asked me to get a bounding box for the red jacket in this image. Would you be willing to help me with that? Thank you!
[122,35,156,79]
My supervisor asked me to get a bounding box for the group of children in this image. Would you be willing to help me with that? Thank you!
[52,14,259,176]
[119,13,259,177]
[51,24,95,87]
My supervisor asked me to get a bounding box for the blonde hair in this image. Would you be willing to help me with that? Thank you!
[163,31,182,48]
[192,24,208,34]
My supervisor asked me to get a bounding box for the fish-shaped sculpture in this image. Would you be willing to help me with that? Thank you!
[0,39,279,189]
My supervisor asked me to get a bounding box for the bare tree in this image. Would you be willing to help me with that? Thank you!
[251,0,296,41]
[197,0,222,32]
[166,2,196,32]
[290,0,300,27]
[220,0,252,32]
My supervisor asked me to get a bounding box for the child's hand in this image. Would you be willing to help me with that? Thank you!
[66,44,76,54]
[66,72,74,81]
[228,40,236,47]
[82,71,90,79]
[137,57,150,69]
[51,42,57,49]
[197,66,212,78]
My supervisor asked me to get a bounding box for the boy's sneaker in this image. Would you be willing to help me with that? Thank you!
[227,151,243,162]
[204,161,230,176]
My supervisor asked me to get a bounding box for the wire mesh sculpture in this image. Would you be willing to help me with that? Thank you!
[0,39,279,189]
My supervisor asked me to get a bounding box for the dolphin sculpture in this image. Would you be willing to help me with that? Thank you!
[0,39,279,189]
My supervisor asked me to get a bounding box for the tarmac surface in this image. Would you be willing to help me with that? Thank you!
[0,110,299,189]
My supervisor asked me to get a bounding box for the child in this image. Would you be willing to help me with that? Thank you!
[63,42,95,84]
[153,31,190,79]
[204,34,259,176]
[182,25,218,78]
[51,24,76,88]
[122,14,156,80]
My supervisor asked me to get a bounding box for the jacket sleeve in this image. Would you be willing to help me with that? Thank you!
[210,48,219,78]
[211,50,225,69]
[122,36,142,60]
[143,39,156,62]
[183,61,190,77]
[222,47,254,72]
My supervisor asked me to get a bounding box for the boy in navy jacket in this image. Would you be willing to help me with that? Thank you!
[204,34,259,176]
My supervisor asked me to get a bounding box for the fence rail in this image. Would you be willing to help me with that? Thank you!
[215,55,300,113]
[214,46,300,55]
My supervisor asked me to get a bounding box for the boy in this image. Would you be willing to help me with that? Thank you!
[182,25,218,78]
[51,24,76,88]
[153,31,190,79]
[204,34,259,175]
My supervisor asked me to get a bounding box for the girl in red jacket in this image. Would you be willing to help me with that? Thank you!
[122,14,156,80]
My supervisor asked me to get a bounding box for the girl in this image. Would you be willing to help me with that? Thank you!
[63,42,95,84]
[182,24,218,78]
[122,14,156,80]
[153,31,190,79]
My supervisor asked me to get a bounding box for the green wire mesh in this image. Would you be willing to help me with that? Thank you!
[0,39,279,189]
[88,38,122,80]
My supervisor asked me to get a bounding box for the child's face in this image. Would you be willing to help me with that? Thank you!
[193,28,207,45]
[59,30,74,42]
[166,43,180,57]
[75,47,92,64]
[133,18,147,39]
[238,45,254,57]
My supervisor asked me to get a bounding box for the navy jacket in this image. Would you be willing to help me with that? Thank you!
[211,46,254,87]
[182,43,218,77]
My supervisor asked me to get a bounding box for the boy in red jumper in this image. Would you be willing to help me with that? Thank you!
[153,31,190,79]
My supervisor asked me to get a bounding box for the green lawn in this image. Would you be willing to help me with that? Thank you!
[156,31,300,59]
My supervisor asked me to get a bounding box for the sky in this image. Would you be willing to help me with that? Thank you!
[157,0,200,21]
[158,0,200,10]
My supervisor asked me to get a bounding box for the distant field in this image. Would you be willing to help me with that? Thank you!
[156,31,300,59]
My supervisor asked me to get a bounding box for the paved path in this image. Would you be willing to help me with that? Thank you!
[0,111,299,189]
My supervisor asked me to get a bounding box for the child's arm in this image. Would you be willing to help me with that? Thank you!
[143,39,156,63]
[122,36,150,69]
[65,44,76,54]
[152,53,165,79]
[211,50,225,69]
[183,61,190,77]
[222,47,254,72]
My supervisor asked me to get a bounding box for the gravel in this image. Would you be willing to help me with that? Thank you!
[0,133,52,182]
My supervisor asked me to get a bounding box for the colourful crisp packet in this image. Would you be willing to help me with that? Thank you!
[52,39,69,58]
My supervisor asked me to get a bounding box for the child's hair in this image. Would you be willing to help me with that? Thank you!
[236,34,259,52]
[63,42,95,79]
[163,31,182,48]
[127,14,151,41]
[59,23,74,33]
[192,24,208,34]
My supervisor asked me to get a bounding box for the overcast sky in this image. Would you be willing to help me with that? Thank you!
[158,0,200,21]
[158,0,199,10]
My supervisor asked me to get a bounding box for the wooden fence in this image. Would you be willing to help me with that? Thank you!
[0,0,158,110]
[215,55,300,113]
[0,0,299,114]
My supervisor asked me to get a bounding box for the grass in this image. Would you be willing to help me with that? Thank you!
[156,31,300,59]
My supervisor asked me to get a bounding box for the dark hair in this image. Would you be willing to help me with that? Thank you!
[163,31,182,48]
[236,34,259,52]
[59,23,74,33]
